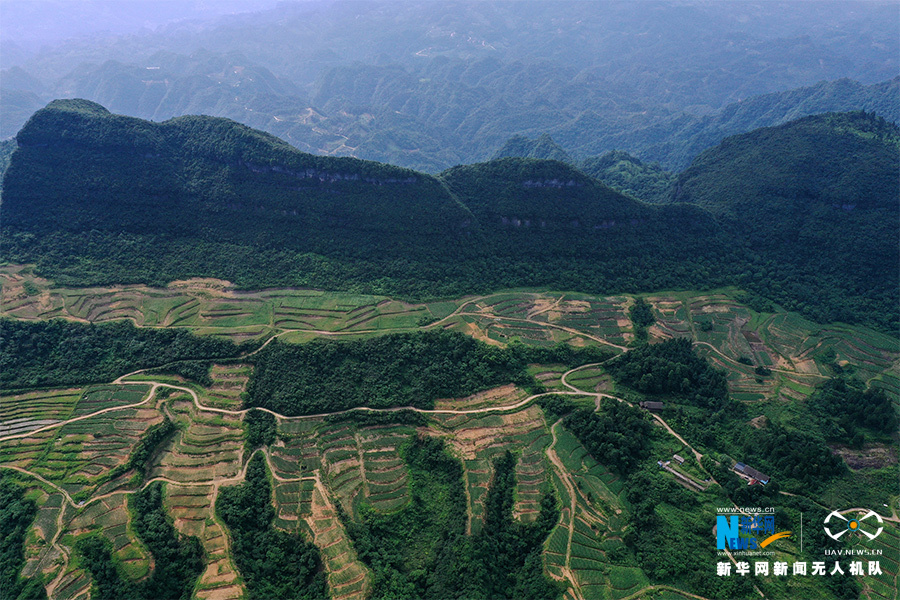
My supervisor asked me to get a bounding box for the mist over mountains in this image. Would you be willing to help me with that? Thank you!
[2,1,898,170]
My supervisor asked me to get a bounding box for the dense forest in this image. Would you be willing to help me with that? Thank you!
[246,330,532,415]
[246,331,614,416]
[216,454,328,600]
[672,112,900,330]
[74,482,204,600]
[3,101,896,331]
[563,401,653,477]
[1,4,897,599]
[0,478,47,600]
[0,318,246,390]
[491,134,573,164]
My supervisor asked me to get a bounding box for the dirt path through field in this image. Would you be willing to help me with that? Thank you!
[43,494,72,598]
[0,383,160,442]
[546,420,584,600]
[693,341,828,379]
[560,363,715,483]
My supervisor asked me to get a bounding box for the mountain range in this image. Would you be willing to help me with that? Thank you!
[2,100,896,331]
[2,1,898,170]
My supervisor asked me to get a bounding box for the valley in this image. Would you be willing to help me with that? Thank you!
[1,3,898,599]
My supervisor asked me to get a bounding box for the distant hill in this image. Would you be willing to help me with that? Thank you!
[2,1,897,173]
[492,134,573,164]
[591,77,900,170]
[0,88,44,139]
[54,51,305,122]
[2,101,896,330]
[672,112,899,325]
[579,151,675,204]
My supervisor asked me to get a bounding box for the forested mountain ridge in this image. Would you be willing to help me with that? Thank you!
[578,151,675,204]
[4,98,478,256]
[672,112,899,327]
[588,76,900,170]
[1,101,897,331]
[491,134,573,164]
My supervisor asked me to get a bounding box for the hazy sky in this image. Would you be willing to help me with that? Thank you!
[0,0,282,46]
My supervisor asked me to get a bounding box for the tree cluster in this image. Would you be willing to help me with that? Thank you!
[147,361,213,386]
[811,377,898,441]
[0,478,47,600]
[74,482,204,600]
[605,338,728,408]
[563,400,653,477]
[104,416,177,487]
[243,409,276,453]
[216,454,327,600]
[0,319,247,390]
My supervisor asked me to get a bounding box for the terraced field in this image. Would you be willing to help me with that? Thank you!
[431,404,551,534]
[2,268,898,600]
[203,364,252,410]
[306,475,372,600]
[0,388,83,437]
[164,483,246,600]
[544,417,687,600]
[858,519,900,600]
[153,396,244,484]
[432,383,529,411]
[0,265,469,343]
[0,385,158,497]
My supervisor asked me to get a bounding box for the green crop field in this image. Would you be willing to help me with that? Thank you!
[2,271,897,600]
[0,388,83,436]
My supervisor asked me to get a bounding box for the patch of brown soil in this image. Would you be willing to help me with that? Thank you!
[748,415,768,429]
[167,279,233,294]
[832,444,898,470]
[434,384,522,410]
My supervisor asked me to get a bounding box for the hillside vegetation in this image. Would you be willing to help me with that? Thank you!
[1,282,897,600]
[2,101,897,331]
[672,112,899,327]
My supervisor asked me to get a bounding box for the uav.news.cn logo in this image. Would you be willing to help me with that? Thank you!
[824,510,884,542]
